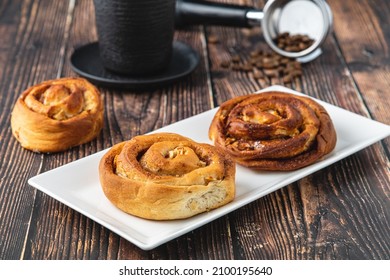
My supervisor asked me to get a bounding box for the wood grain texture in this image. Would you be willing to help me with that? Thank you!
[0,0,388,260]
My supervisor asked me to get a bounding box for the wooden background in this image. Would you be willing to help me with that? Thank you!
[0,0,389,259]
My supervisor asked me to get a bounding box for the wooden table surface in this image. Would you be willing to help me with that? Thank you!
[0,0,389,260]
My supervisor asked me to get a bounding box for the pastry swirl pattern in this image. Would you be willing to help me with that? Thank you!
[209,91,337,171]
[11,77,103,153]
[99,133,235,220]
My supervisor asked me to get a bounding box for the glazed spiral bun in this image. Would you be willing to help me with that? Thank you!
[11,77,103,153]
[209,91,337,171]
[99,133,236,220]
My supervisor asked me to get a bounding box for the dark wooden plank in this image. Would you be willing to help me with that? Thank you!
[0,0,73,260]
[329,0,390,133]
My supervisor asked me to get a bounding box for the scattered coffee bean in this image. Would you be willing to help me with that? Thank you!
[253,69,263,79]
[219,44,305,84]
[290,69,303,77]
[208,34,220,44]
[250,50,261,58]
[280,57,290,65]
[220,60,230,68]
[263,68,279,77]
[241,63,253,72]
[255,61,263,68]
[231,55,241,63]
[231,64,241,71]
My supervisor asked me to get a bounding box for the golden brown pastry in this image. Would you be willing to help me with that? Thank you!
[99,132,235,220]
[11,77,103,153]
[209,91,337,171]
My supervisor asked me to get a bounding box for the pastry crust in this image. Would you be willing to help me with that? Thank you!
[209,91,337,171]
[99,133,236,220]
[11,77,103,153]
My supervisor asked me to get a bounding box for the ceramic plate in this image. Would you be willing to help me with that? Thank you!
[28,86,390,250]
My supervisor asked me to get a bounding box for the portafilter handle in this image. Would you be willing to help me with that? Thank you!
[175,0,263,28]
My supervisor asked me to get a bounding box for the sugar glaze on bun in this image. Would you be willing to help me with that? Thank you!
[209,91,337,171]
[11,77,103,153]
[99,133,236,220]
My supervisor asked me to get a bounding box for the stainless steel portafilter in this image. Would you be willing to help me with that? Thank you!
[175,0,333,62]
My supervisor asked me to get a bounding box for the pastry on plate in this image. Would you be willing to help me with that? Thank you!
[11,77,103,153]
[209,91,337,171]
[99,132,236,220]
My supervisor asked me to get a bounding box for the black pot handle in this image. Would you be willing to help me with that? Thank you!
[175,0,255,28]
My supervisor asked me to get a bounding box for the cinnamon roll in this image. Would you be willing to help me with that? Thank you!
[209,91,337,171]
[99,133,235,220]
[11,77,104,153]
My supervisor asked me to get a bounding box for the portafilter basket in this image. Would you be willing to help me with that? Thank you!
[175,0,333,62]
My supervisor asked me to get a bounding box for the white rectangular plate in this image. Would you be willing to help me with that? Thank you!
[28,86,390,250]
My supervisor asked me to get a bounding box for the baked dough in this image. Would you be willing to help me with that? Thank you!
[11,77,103,153]
[209,91,337,171]
[99,132,236,220]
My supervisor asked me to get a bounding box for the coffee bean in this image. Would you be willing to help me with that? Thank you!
[292,61,302,69]
[253,69,263,79]
[290,69,302,77]
[274,32,315,52]
[255,61,263,68]
[220,60,230,68]
[231,55,241,63]
[277,66,284,74]
[249,58,259,65]
[208,35,219,44]
[262,60,279,69]
[299,42,307,50]
[250,50,261,58]
[280,58,291,65]
[241,63,253,72]
[264,68,279,77]
[301,35,312,43]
